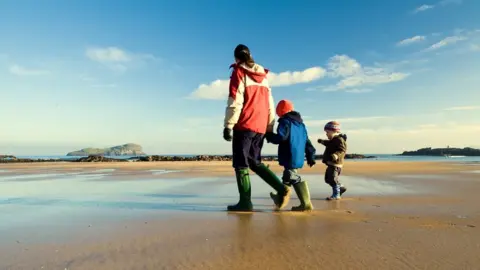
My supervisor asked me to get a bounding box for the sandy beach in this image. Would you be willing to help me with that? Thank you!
[1,160,480,269]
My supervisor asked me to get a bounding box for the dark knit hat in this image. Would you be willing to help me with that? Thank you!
[324,121,341,132]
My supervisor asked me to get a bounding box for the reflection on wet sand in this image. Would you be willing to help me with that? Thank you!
[1,161,480,269]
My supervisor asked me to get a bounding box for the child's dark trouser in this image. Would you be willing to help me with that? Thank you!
[325,165,347,199]
[228,130,290,211]
[282,169,302,186]
[324,165,342,187]
[279,169,313,211]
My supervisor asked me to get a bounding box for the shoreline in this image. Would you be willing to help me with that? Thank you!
[0,153,376,163]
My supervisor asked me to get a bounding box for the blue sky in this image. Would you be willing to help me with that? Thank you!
[1,0,479,155]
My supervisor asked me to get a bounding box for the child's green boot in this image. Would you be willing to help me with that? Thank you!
[291,181,313,211]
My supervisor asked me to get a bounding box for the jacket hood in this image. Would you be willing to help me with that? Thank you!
[337,133,347,141]
[282,111,303,123]
[230,63,269,83]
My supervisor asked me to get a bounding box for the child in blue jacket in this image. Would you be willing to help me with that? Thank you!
[266,100,316,211]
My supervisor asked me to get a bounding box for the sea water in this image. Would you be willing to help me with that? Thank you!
[12,154,480,162]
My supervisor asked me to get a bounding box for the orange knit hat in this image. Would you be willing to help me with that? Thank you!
[276,99,294,117]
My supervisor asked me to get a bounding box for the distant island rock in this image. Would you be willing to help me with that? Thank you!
[400,147,480,156]
[1,153,375,163]
[66,143,146,156]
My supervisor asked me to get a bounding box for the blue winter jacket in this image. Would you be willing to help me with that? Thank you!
[266,111,316,169]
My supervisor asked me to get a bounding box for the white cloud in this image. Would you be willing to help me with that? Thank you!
[189,66,326,100]
[9,64,50,76]
[311,55,409,92]
[444,106,480,111]
[327,55,362,77]
[80,75,96,82]
[268,67,326,87]
[397,35,426,46]
[412,0,461,14]
[305,116,394,127]
[424,36,467,51]
[439,0,462,6]
[85,46,156,72]
[90,84,117,88]
[190,79,230,100]
[311,123,480,154]
[413,4,435,13]
[345,88,373,94]
[417,124,438,129]
[470,44,480,52]
[86,47,131,62]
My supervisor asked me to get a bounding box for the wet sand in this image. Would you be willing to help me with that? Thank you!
[1,161,480,269]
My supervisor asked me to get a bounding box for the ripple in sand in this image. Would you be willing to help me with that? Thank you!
[149,169,183,175]
[0,173,64,181]
[93,169,116,173]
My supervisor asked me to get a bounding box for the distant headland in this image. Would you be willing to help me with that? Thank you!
[400,147,480,156]
[66,143,146,156]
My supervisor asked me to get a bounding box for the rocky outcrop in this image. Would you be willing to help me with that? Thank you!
[0,154,375,163]
[0,155,61,163]
[400,147,480,156]
[74,155,129,162]
[131,154,374,162]
[66,143,146,156]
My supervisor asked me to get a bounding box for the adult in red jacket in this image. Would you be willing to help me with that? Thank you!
[223,44,291,212]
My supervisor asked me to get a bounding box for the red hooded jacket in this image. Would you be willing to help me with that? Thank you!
[224,63,275,134]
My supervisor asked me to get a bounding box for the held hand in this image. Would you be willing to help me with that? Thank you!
[317,138,324,144]
[265,132,274,143]
[307,159,316,168]
[223,128,233,142]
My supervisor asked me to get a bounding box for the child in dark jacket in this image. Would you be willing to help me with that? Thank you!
[266,100,316,211]
[317,121,348,200]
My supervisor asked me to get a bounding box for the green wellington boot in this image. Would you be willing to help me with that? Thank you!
[251,163,291,209]
[227,168,253,212]
[291,181,313,211]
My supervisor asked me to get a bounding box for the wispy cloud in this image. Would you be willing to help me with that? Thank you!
[424,36,467,51]
[417,124,438,129]
[305,116,394,127]
[444,106,480,111]
[420,29,480,54]
[80,75,96,82]
[85,46,156,72]
[189,66,326,100]
[438,0,462,6]
[470,44,480,52]
[308,55,409,92]
[9,64,50,76]
[413,4,435,13]
[90,84,117,88]
[397,35,426,46]
[345,88,373,94]
[412,0,462,14]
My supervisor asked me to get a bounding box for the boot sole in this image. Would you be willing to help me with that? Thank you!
[270,188,292,210]
[291,206,313,212]
[277,187,292,210]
